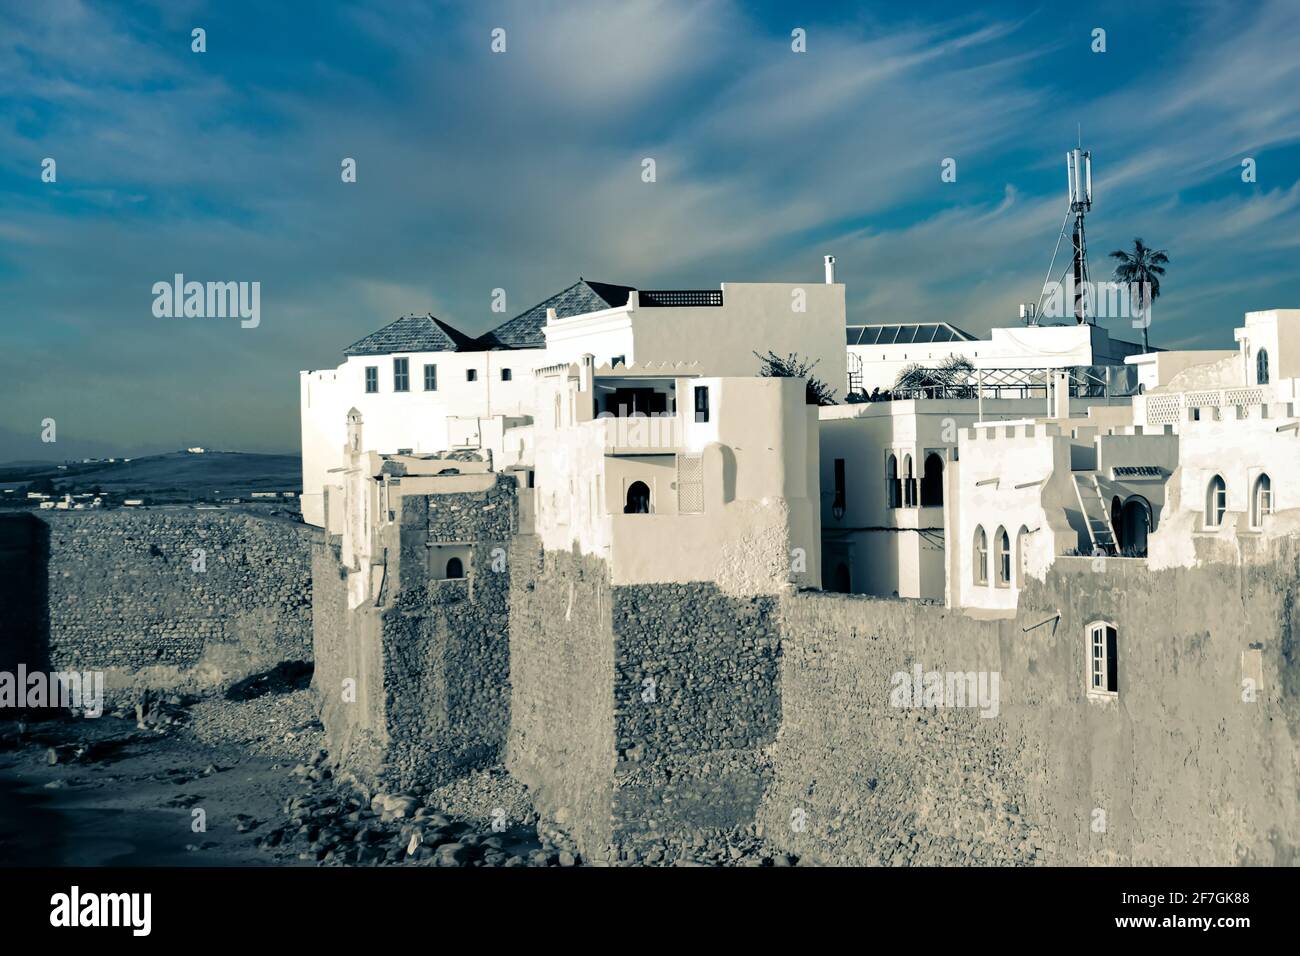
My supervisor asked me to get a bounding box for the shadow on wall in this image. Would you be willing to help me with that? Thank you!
[0,515,50,719]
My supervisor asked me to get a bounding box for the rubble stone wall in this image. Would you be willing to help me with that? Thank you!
[7,511,313,699]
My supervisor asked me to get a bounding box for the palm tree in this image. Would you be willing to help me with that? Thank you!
[1109,238,1169,353]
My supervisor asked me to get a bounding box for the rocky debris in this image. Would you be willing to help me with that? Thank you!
[256,774,562,868]
[134,691,193,733]
[43,732,145,765]
[224,661,313,702]
[607,824,787,867]
[182,687,322,763]
[420,765,537,832]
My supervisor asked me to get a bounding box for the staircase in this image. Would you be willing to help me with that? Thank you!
[1073,474,1117,555]
[847,352,864,395]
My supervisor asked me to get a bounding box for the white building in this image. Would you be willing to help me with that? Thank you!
[945,309,1300,612]
[302,266,846,529]
[524,358,822,593]
[846,320,1146,397]
[818,386,1133,601]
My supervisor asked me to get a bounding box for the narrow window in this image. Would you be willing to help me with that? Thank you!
[833,458,846,518]
[903,455,916,508]
[694,385,710,423]
[423,364,437,391]
[1088,622,1119,696]
[393,357,409,392]
[1206,475,1226,528]
[466,368,478,382]
[526,470,535,489]
[1257,348,1270,385]
[1252,473,1272,527]
[974,526,988,585]
[365,366,378,393]
[921,452,944,507]
[995,527,1011,586]
[501,368,512,382]
[886,454,900,509]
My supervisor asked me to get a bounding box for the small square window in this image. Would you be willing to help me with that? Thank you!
[467,368,478,382]
[501,368,512,382]
[365,366,378,393]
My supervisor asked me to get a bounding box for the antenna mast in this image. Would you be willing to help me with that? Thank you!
[1066,144,1093,325]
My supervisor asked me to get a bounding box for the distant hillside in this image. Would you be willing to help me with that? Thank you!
[0,451,301,498]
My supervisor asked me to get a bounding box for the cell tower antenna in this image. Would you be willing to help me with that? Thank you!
[1067,142,1093,325]
[1034,138,1095,325]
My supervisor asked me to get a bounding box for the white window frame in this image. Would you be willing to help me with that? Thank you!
[1086,620,1119,699]
[1252,473,1272,528]
[995,527,1011,588]
[974,526,988,586]
[1206,475,1226,529]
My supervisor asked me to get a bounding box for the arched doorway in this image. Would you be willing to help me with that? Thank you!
[920,453,944,506]
[445,557,464,579]
[624,480,651,514]
[1119,497,1151,556]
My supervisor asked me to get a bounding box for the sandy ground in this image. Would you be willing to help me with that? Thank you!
[0,690,327,866]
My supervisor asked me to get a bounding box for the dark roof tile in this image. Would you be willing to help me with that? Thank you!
[343,315,474,356]
[484,279,635,349]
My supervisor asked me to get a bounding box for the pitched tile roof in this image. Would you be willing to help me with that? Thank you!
[343,315,478,356]
[484,279,635,349]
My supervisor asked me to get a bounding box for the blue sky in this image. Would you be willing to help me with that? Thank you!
[3,0,1300,459]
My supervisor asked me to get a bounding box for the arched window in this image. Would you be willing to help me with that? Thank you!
[921,453,944,507]
[973,526,988,585]
[1206,475,1227,528]
[1252,473,1273,527]
[1257,348,1270,385]
[886,454,900,509]
[903,455,915,508]
[995,526,1011,586]
[625,480,651,514]
[445,557,464,579]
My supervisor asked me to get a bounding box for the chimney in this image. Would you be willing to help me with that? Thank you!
[1051,370,1071,419]
[824,255,836,284]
